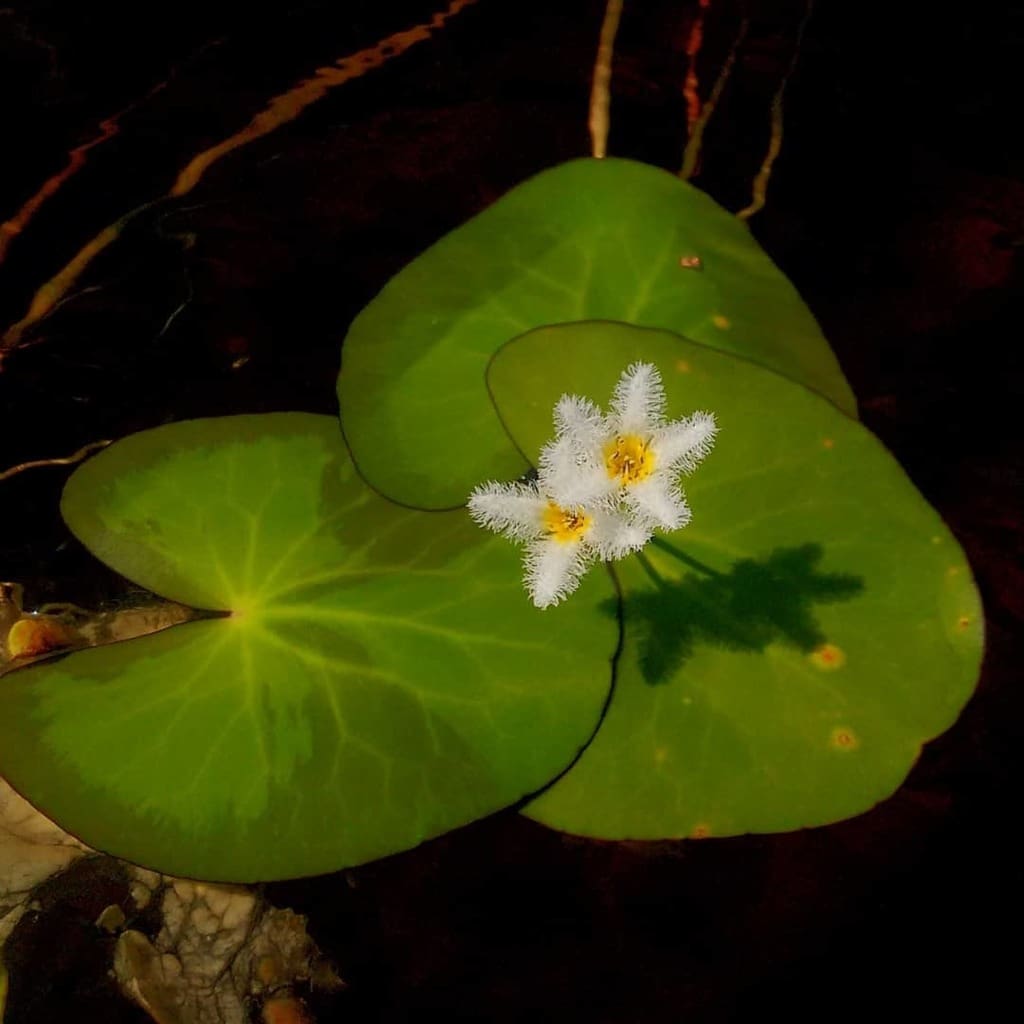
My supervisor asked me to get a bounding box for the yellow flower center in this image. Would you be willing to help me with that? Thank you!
[542,501,592,544]
[604,434,655,485]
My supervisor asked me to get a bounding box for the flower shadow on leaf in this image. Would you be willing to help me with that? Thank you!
[604,543,864,685]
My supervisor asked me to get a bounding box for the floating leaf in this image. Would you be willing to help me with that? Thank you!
[486,322,982,838]
[0,414,616,881]
[338,157,855,509]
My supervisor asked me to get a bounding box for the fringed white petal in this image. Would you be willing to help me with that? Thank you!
[524,537,592,608]
[610,361,665,435]
[587,508,653,561]
[653,411,718,474]
[540,440,617,508]
[537,434,582,501]
[467,480,546,541]
[553,394,605,447]
[626,474,692,532]
[538,423,617,509]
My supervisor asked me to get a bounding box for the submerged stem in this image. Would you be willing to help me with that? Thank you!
[589,0,625,158]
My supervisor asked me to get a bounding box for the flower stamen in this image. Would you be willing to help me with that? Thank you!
[604,434,656,485]
[542,501,592,543]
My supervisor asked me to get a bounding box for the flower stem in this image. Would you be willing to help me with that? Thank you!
[650,537,723,578]
[633,550,667,590]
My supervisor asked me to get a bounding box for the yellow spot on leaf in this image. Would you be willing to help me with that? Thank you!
[690,823,711,839]
[957,615,971,631]
[822,438,835,450]
[810,643,845,670]
[653,747,669,765]
[678,255,703,270]
[675,359,692,373]
[830,726,859,752]
[711,314,731,330]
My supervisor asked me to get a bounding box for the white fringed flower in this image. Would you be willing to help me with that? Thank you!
[541,362,717,531]
[467,479,649,608]
[467,361,717,608]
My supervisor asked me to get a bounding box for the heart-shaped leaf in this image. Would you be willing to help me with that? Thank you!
[486,323,982,838]
[0,414,616,881]
[338,157,855,510]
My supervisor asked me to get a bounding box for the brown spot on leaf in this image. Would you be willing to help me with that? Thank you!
[830,726,859,751]
[810,643,846,670]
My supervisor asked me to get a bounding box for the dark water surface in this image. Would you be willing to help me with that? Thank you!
[1,1,1022,1020]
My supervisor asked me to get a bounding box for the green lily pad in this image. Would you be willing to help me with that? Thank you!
[0,414,616,881]
[338,157,856,510]
[486,322,983,839]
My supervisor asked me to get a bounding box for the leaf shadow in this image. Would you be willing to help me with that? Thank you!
[603,542,864,685]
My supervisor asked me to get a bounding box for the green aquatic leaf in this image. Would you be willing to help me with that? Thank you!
[338,157,855,510]
[486,322,983,838]
[0,414,616,881]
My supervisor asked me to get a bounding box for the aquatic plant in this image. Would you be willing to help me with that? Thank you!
[0,160,982,881]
